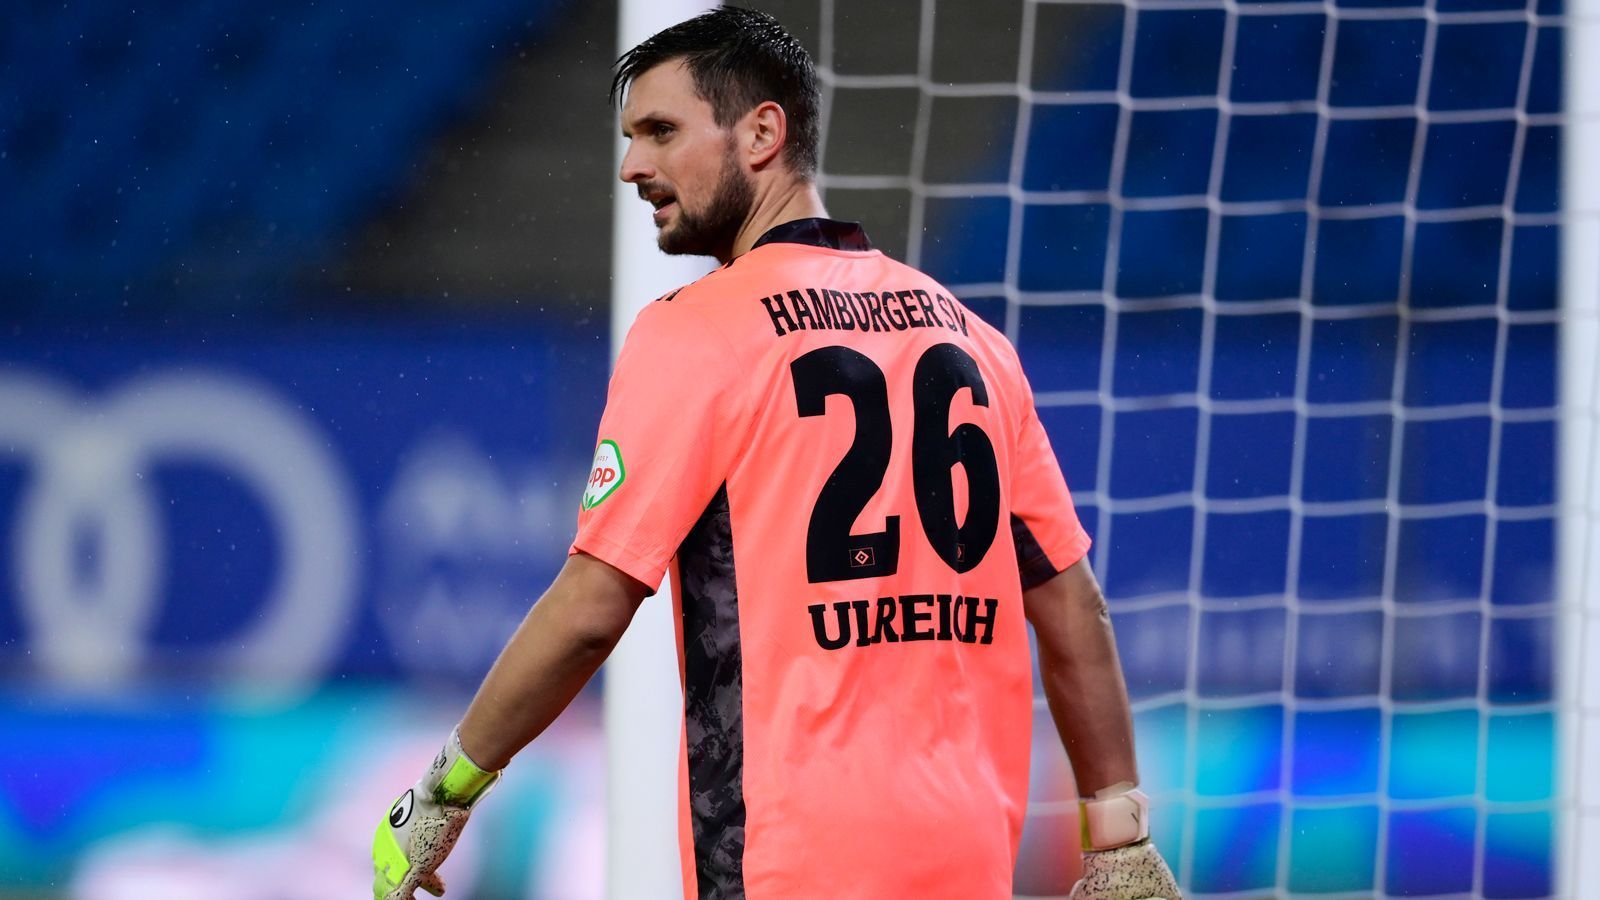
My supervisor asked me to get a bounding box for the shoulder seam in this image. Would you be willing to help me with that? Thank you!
[650,259,737,305]
[633,286,758,425]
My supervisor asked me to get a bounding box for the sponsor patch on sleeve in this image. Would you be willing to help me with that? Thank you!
[582,439,626,510]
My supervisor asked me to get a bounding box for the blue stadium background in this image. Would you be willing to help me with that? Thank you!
[0,0,1562,896]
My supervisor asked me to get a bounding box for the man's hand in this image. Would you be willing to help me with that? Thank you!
[1071,840,1182,900]
[1069,783,1181,900]
[372,728,500,900]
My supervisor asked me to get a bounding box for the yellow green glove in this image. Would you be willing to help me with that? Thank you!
[372,727,499,900]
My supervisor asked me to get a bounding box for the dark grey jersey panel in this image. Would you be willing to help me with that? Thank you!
[1012,513,1066,590]
[678,485,746,899]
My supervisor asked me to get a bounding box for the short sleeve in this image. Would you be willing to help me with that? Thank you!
[570,301,748,591]
[1009,393,1092,590]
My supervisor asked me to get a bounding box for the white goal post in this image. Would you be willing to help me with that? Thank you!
[1560,0,1599,894]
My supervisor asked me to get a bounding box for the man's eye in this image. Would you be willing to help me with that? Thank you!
[654,124,674,139]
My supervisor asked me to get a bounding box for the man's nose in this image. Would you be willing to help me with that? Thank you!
[619,142,653,184]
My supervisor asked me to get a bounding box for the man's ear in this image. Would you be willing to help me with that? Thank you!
[745,100,788,169]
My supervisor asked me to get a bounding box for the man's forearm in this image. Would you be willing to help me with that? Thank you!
[1024,559,1139,796]
[457,553,648,771]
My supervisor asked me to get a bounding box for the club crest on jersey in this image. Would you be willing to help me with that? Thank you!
[582,440,626,510]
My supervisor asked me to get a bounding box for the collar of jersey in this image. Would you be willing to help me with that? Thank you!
[750,217,874,253]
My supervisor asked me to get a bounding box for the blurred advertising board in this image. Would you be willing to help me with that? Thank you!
[0,315,610,896]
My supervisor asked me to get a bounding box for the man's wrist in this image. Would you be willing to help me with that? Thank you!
[424,726,501,808]
[1079,781,1150,851]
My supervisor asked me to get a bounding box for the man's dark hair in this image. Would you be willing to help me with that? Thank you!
[610,7,821,178]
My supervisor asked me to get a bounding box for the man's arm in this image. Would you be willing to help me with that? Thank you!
[372,552,649,899]
[1025,556,1183,899]
[1023,556,1137,795]
[459,552,651,769]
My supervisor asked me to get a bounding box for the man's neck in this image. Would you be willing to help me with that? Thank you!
[723,179,827,264]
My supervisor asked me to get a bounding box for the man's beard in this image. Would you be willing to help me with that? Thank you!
[659,151,755,259]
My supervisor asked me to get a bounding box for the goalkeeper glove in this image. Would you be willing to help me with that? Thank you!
[1070,783,1182,900]
[372,727,500,900]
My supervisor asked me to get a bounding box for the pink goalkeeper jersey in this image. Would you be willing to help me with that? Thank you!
[571,219,1091,899]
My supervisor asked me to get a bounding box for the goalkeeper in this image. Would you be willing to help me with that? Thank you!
[373,7,1180,899]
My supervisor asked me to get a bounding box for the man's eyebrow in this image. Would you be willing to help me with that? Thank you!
[621,112,674,136]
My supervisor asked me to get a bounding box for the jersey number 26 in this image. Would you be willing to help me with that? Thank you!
[791,342,1000,584]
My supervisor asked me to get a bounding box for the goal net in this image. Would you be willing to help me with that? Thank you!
[785,0,1582,895]
[610,0,1595,896]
